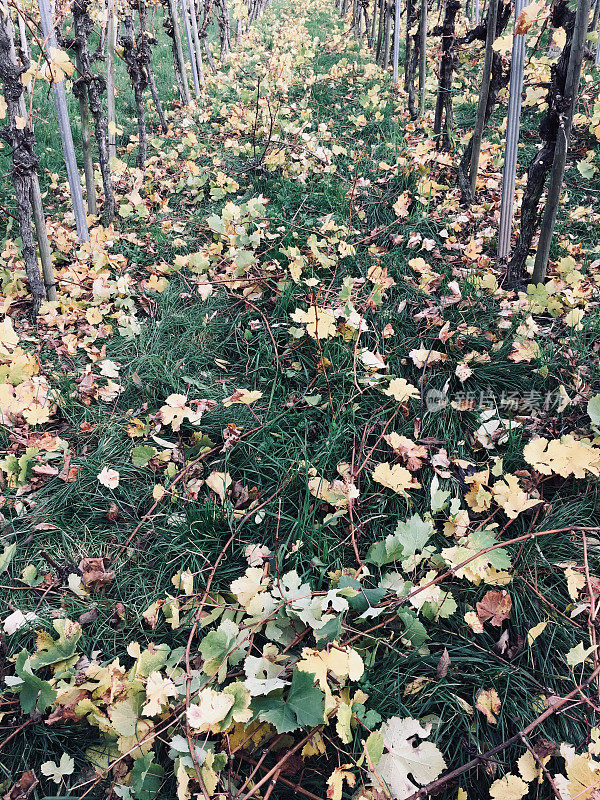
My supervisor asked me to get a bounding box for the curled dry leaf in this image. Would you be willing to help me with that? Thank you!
[78,557,115,591]
[436,648,450,679]
[3,770,38,800]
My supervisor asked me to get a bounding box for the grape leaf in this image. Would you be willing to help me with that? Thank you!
[366,514,434,566]
[29,619,81,669]
[252,668,325,733]
[130,754,164,800]
[397,610,429,648]
[13,650,57,713]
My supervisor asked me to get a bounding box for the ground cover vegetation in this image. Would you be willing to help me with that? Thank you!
[0,0,600,798]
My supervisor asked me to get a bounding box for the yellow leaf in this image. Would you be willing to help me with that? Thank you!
[290,306,338,339]
[147,275,168,293]
[475,687,501,724]
[523,435,600,478]
[152,485,166,501]
[0,318,20,354]
[205,470,231,502]
[526,620,547,647]
[464,611,484,634]
[382,377,420,403]
[302,731,327,757]
[392,190,411,218]
[564,308,585,330]
[45,46,75,82]
[489,774,529,800]
[372,462,421,495]
[566,753,600,800]
[142,671,177,716]
[187,687,234,733]
[492,474,540,519]
[565,567,586,601]
[176,762,190,800]
[518,750,546,783]
[336,701,352,744]
[326,767,355,800]
[409,345,447,368]
[223,388,263,406]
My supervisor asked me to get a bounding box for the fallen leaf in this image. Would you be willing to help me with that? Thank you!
[78,557,115,591]
[97,467,119,489]
[372,462,421,496]
[475,687,501,724]
[476,590,512,626]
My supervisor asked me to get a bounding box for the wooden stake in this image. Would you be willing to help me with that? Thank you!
[37,0,89,242]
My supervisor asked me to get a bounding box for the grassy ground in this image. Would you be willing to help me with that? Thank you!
[1,2,600,799]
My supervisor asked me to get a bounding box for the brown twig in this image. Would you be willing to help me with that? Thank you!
[0,715,37,751]
[581,530,600,701]
[237,727,323,800]
[237,755,325,800]
[519,733,562,800]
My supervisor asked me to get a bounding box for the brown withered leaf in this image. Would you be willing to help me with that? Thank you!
[534,738,557,758]
[45,691,88,725]
[384,432,428,470]
[78,557,115,591]
[436,647,450,679]
[108,602,126,629]
[3,771,38,800]
[476,590,512,626]
[58,455,81,483]
[222,422,243,452]
[79,607,99,626]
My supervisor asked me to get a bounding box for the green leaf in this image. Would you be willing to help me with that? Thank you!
[132,643,170,677]
[132,445,157,467]
[365,731,384,766]
[338,576,386,614]
[397,610,429,648]
[130,753,164,800]
[313,614,342,643]
[207,214,225,235]
[252,668,325,733]
[234,250,256,269]
[469,530,511,571]
[577,160,596,179]
[364,539,393,567]
[366,514,434,566]
[0,542,16,573]
[587,394,600,426]
[29,618,82,669]
[108,698,141,736]
[200,628,233,679]
[393,515,434,558]
[20,564,42,586]
[13,649,57,713]
[421,594,457,620]
[354,704,382,729]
